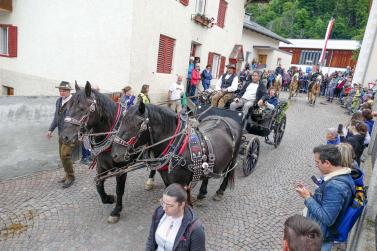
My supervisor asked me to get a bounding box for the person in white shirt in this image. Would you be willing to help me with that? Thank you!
[211,64,239,108]
[146,183,205,251]
[168,75,184,113]
[229,71,267,117]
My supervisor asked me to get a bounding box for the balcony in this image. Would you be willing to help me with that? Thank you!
[192,13,213,28]
[0,0,12,12]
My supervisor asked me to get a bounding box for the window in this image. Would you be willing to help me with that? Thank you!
[180,0,189,6]
[156,34,175,74]
[298,50,325,65]
[0,25,17,57]
[195,0,206,14]
[0,26,8,55]
[217,0,228,28]
[208,52,225,78]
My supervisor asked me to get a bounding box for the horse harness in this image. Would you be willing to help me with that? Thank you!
[64,94,124,158]
[112,110,237,184]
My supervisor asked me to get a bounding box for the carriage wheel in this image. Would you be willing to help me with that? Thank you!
[273,115,286,148]
[243,137,260,176]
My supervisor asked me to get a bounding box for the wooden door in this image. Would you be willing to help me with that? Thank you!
[258,54,267,64]
[7,87,14,96]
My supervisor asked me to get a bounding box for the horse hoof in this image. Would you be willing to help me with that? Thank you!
[212,193,224,201]
[103,195,115,204]
[144,178,154,191]
[107,215,120,224]
[197,194,206,200]
[195,199,208,207]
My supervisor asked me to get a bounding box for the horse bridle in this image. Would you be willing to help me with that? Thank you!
[113,110,152,158]
[64,94,97,138]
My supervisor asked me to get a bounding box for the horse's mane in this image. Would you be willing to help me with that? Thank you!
[146,104,177,133]
[74,89,117,125]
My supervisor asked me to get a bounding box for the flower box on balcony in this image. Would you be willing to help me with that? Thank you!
[193,14,211,28]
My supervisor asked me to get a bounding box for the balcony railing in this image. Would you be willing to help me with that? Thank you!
[0,0,12,12]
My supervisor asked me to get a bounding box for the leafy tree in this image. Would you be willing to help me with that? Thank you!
[247,0,369,40]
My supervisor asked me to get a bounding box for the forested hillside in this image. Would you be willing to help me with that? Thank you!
[246,0,369,40]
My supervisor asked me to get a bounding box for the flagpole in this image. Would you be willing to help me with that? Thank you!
[319,17,335,71]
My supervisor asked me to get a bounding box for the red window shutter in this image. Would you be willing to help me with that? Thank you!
[157,34,175,74]
[180,0,189,6]
[217,0,228,28]
[8,26,17,57]
[219,56,226,77]
[207,52,213,66]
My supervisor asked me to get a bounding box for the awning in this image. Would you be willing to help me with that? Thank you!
[229,44,244,61]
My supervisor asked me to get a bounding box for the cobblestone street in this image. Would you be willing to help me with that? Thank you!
[0,94,349,251]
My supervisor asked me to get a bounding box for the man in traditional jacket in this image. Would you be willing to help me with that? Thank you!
[47,81,75,188]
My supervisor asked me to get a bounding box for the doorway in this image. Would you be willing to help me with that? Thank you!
[258,54,267,64]
[2,85,14,96]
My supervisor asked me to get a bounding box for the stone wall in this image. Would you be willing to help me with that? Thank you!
[0,96,60,179]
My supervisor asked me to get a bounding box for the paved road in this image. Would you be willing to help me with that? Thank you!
[0,94,349,251]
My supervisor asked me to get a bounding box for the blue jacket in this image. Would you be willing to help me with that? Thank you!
[120,95,135,110]
[305,173,355,241]
[327,136,340,145]
[201,69,212,87]
[266,96,278,107]
[187,63,194,80]
[365,119,374,135]
[146,206,205,251]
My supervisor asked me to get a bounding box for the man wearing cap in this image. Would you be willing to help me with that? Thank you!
[47,81,75,188]
[211,63,239,108]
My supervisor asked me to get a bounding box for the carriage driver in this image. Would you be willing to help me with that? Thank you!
[229,70,268,117]
[211,63,239,108]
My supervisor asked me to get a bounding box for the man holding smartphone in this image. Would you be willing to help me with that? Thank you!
[295,145,354,251]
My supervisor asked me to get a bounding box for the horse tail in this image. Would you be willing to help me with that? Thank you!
[186,185,193,207]
[227,163,236,189]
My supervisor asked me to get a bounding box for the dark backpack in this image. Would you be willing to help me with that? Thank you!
[330,169,367,242]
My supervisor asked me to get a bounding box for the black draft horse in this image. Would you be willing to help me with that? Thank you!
[61,81,151,223]
[111,102,243,201]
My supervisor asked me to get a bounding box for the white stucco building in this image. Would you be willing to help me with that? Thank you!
[0,0,286,98]
[242,15,292,71]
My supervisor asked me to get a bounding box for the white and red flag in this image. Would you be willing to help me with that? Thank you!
[319,18,335,65]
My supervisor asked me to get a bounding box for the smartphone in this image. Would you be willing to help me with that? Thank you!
[311,175,320,186]
[337,124,343,134]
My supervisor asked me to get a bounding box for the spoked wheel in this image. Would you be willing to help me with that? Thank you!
[243,137,260,176]
[273,115,286,148]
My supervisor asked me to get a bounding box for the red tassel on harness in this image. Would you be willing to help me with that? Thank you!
[89,158,97,170]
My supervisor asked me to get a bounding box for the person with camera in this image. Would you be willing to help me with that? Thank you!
[339,120,368,165]
[295,145,355,251]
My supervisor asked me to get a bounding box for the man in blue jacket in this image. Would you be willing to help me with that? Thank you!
[47,81,75,188]
[295,145,355,251]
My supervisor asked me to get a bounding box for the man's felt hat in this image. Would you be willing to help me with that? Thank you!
[55,81,73,90]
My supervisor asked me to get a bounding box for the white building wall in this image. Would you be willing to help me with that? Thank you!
[129,0,245,101]
[272,50,292,70]
[364,31,377,85]
[0,0,134,95]
[241,28,280,66]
